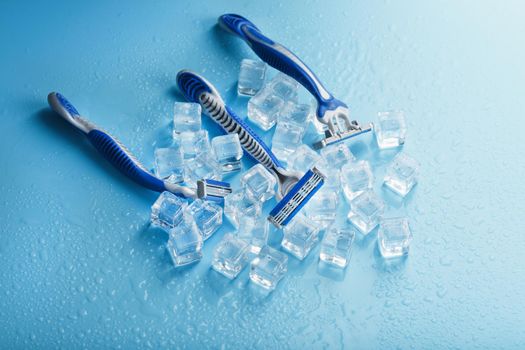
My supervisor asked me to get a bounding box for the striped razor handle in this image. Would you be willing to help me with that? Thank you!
[176,70,284,173]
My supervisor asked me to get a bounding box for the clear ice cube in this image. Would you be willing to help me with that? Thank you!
[374,110,407,149]
[271,121,305,161]
[211,134,243,174]
[224,190,262,229]
[340,160,373,202]
[287,145,322,174]
[167,217,203,266]
[238,59,266,96]
[378,217,412,258]
[268,73,299,101]
[316,165,341,194]
[319,228,356,268]
[320,143,355,169]
[240,164,276,203]
[184,199,223,240]
[154,147,185,184]
[279,102,312,127]
[173,130,210,160]
[184,152,222,187]
[212,233,250,279]
[247,89,284,131]
[347,190,385,234]
[303,189,339,229]
[250,246,288,291]
[173,102,202,135]
[150,191,187,230]
[236,217,269,254]
[383,153,420,197]
[281,215,321,260]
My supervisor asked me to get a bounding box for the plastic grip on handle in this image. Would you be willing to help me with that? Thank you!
[176,69,284,169]
[224,106,284,169]
[218,14,346,117]
[87,129,166,193]
[55,92,80,116]
[218,13,261,42]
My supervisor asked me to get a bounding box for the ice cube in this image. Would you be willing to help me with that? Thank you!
[238,59,267,96]
[249,246,288,291]
[347,190,385,234]
[247,89,284,131]
[279,102,312,126]
[340,160,373,202]
[281,215,321,260]
[320,143,355,169]
[173,102,202,135]
[236,217,269,254]
[184,199,223,240]
[378,217,413,258]
[224,190,262,229]
[211,134,243,174]
[374,110,407,149]
[184,152,222,187]
[211,233,250,279]
[287,145,322,174]
[240,164,276,203]
[150,191,187,230]
[173,130,210,160]
[303,189,339,229]
[271,121,305,161]
[166,217,203,266]
[319,228,356,268]
[316,166,341,194]
[268,73,299,101]
[154,147,185,184]
[383,153,420,197]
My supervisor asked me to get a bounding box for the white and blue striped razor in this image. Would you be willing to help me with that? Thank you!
[218,14,372,150]
[176,71,325,228]
[47,92,231,201]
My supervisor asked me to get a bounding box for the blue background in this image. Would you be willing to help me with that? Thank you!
[1,0,524,348]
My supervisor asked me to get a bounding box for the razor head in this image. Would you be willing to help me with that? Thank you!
[313,122,373,150]
[268,167,325,229]
[197,179,232,202]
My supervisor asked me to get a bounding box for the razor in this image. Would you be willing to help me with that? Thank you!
[217,13,372,149]
[176,71,325,228]
[47,92,231,201]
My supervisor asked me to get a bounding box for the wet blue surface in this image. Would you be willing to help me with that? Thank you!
[1,0,525,348]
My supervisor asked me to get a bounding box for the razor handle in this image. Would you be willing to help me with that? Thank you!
[218,13,348,121]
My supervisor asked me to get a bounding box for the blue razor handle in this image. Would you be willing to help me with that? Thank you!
[47,92,230,200]
[177,71,325,228]
[176,71,283,173]
[218,13,348,122]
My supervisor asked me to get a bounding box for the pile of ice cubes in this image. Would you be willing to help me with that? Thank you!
[148,58,420,292]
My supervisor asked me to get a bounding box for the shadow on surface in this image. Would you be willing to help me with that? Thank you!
[354,227,378,249]
[317,261,347,282]
[286,246,319,276]
[245,280,274,305]
[210,23,249,61]
[348,140,370,160]
[373,243,409,274]
[166,85,185,102]
[204,268,236,297]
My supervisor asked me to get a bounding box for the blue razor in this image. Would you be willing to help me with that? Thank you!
[176,71,325,228]
[47,92,232,201]
[218,13,372,150]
